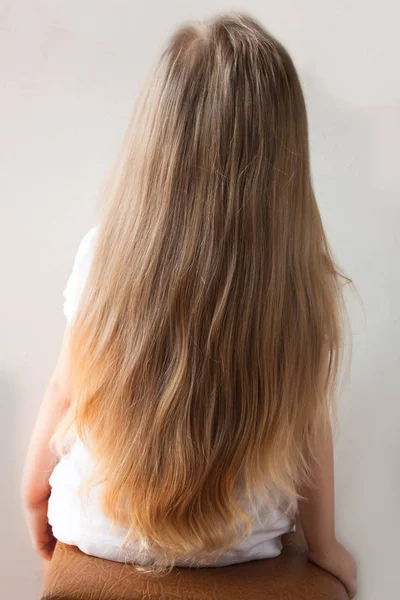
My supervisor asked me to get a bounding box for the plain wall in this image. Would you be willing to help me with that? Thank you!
[1,1,399,598]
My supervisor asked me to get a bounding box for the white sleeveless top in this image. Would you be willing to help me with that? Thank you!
[47,226,296,567]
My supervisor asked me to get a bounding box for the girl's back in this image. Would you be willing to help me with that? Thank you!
[47,223,295,567]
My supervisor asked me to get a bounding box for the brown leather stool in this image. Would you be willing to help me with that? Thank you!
[40,527,348,600]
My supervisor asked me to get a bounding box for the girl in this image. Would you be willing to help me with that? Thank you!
[21,12,357,598]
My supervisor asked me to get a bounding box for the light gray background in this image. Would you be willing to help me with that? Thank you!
[1,1,399,598]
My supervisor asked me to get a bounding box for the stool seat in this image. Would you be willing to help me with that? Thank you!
[41,529,348,600]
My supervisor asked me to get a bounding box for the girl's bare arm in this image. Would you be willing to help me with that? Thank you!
[298,420,336,553]
[21,325,72,558]
[298,420,357,598]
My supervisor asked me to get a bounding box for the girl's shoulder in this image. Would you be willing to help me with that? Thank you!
[74,225,99,260]
[63,225,99,323]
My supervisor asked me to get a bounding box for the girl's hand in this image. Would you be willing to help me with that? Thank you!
[308,539,358,598]
[23,497,56,561]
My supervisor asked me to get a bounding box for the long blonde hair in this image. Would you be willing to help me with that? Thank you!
[53,12,353,574]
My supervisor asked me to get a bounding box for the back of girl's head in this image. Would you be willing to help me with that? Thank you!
[53,12,352,575]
